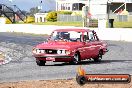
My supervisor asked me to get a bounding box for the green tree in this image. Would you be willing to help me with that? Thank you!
[29,7,40,16]
[46,11,72,22]
[46,11,57,22]
[24,16,35,23]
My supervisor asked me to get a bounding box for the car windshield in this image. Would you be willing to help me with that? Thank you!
[50,31,82,42]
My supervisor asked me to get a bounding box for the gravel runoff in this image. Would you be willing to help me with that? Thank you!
[0,50,12,66]
[0,32,132,83]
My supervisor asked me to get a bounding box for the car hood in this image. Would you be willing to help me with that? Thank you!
[35,41,83,50]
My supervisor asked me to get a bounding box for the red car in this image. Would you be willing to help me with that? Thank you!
[32,29,108,66]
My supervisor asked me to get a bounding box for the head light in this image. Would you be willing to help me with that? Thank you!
[36,49,41,54]
[40,50,45,53]
[57,50,71,55]
[33,48,45,54]
[32,48,37,54]
[57,50,62,54]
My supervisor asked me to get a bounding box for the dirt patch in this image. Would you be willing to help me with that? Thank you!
[0,78,132,88]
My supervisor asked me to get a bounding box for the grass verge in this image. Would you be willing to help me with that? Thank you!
[15,21,132,28]
[34,21,83,27]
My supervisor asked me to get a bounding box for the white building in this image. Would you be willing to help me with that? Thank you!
[56,0,132,28]
[56,0,132,14]
[34,13,48,23]
[56,0,88,11]
[56,0,107,19]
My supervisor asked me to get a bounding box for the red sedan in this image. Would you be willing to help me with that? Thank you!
[32,29,108,66]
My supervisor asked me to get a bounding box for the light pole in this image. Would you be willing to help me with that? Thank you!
[38,0,43,13]
[107,0,112,28]
[82,6,88,27]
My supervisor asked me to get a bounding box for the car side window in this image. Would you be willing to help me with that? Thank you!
[88,32,94,41]
[83,32,89,42]
[93,31,99,41]
[88,31,98,41]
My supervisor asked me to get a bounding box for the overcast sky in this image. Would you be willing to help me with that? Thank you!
[0,0,56,11]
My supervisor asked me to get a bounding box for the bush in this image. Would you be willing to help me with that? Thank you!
[57,11,72,15]
[5,18,12,24]
[46,11,72,22]
[71,11,82,16]
[46,11,57,22]
[24,16,35,23]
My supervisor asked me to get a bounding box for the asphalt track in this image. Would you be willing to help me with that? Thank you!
[0,32,132,83]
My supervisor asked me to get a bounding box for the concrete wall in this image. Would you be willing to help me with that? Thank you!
[0,24,132,42]
[95,28,132,42]
[0,18,6,24]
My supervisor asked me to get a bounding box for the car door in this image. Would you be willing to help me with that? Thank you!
[82,32,94,59]
[88,31,101,57]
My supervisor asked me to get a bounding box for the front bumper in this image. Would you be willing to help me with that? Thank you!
[33,54,73,62]
[105,49,109,52]
[102,48,109,55]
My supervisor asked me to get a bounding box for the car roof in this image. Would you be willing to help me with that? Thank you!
[53,28,93,32]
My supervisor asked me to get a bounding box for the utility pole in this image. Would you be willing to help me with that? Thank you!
[125,2,126,11]
[88,0,91,27]
[82,6,88,27]
[107,0,111,28]
[38,0,43,12]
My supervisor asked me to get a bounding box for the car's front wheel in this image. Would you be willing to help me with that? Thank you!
[36,60,46,66]
[70,53,80,65]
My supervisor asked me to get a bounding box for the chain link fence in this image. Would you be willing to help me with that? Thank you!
[57,14,132,22]
[57,14,82,22]
[109,14,132,22]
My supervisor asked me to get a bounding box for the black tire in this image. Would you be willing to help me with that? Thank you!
[93,50,103,62]
[36,60,46,66]
[70,53,80,65]
[76,75,87,85]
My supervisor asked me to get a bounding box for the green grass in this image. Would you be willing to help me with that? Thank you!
[35,21,132,28]
[114,22,132,28]
[34,21,83,27]
[15,21,132,28]
[107,22,132,28]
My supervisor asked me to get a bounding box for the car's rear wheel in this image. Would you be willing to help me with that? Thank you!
[93,50,103,62]
[36,60,46,66]
[70,53,80,65]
